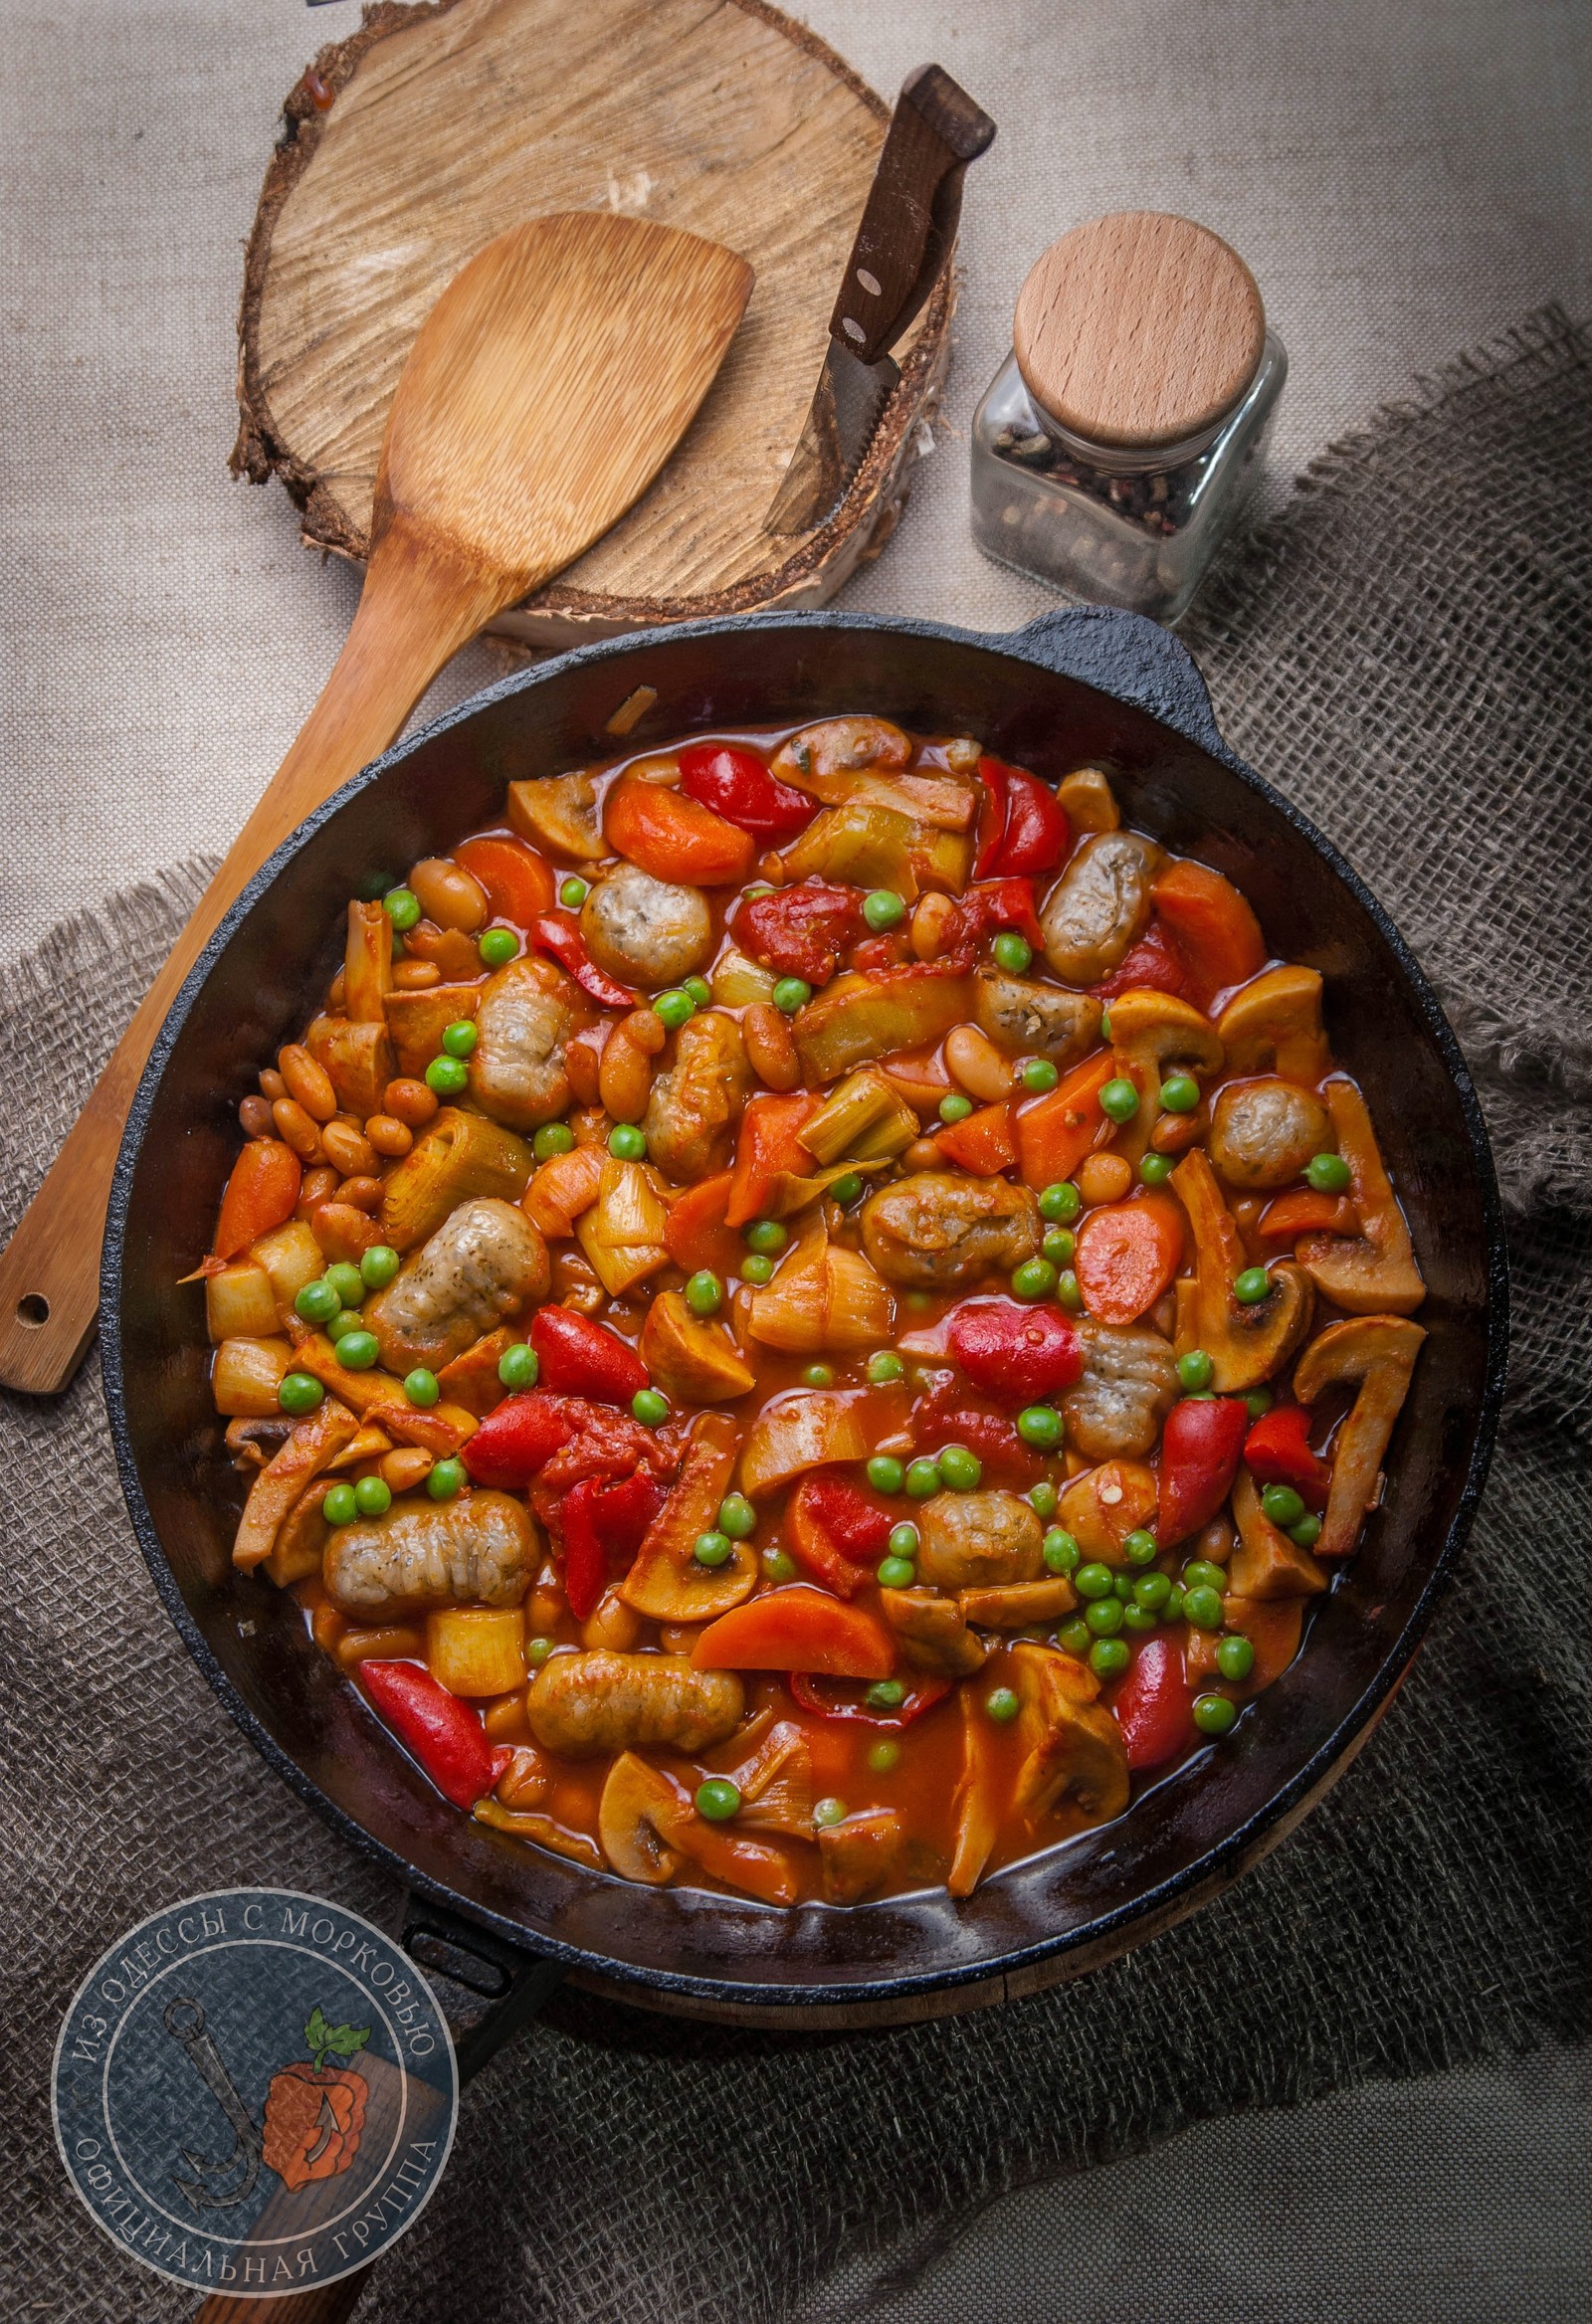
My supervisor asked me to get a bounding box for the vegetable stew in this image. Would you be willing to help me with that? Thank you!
[205,717,1427,1906]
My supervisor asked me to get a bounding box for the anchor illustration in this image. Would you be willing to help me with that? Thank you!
[162,1994,372,2207]
[161,1996,264,2211]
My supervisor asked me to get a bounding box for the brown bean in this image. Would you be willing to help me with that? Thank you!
[311,1201,382,1264]
[580,1588,642,1651]
[1078,1152,1133,1206]
[364,1113,414,1159]
[902,1136,946,1172]
[239,1094,275,1139]
[944,1024,1015,1102]
[259,1066,288,1102]
[379,1448,435,1494]
[295,1164,339,1220]
[278,1043,337,1123]
[383,1076,439,1129]
[743,1003,800,1091]
[321,1119,379,1178]
[1151,1109,1204,1155]
[334,1623,426,1670]
[336,1175,384,1214]
[565,1029,604,1107]
[272,1095,323,1161]
[495,1745,550,1809]
[392,958,443,990]
[410,856,489,933]
[911,893,958,960]
[598,1011,662,1123]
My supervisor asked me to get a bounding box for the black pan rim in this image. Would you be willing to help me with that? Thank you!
[100,605,1510,2013]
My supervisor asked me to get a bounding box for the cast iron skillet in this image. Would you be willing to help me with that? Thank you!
[101,605,1507,2034]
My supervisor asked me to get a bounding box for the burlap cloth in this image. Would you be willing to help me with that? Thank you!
[3,309,1589,2322]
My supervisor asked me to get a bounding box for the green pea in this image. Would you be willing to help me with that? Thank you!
[324,1261,365,1309]
[632,1388,670,1427]
[984,1686,1021,1723]
[653,988,696,1031]
[1038,1181,1082,1224]
[1123,1528,1159,1567]
[1183,1584,1224,1631]
[426,1054,470,1097]
[685,1269,723,1317]
[334,1330,380,1371]
[1099,1076,1140,1124]
[829,1173,865,1208]
[1126,1573,1166,1615]
[354,1474,392,1518]
[772,976,812,1014]
[992,931,1033,973]
[1042,1226,1076,1265]
[867,1455,905,1495]
[938,1445,982,1491]
[1180,1560,1227,1595]
[742,883,776,901]
[1055,1269,1084,1313]
[869,1689,911,1733]
[905,1458,942,1499]
[761,1547,797,1583]
[404,1368,441,1409]
[1217,1634,1256,1680]
[1234,1265,1272,1305]
[609,1123,648,1160]
[803,1363,834,1388]
[1139,1152,1174,1187]
[1012,1257,1058,1302]
[813,1797,848,1829]
[1193,1691,1238,1736]
[1290,1514,1322,1548]
[684,976,713,1010]
[863,888,905,931]
[479,926,519,968]
[426,1456,466,1501]
[526,1635,554,1668]
[1163,1583,1186,1622]
[1058,1618,1093,1655]
[938,1092,974,1124]
[1043,1528,1080,1575]
[383,885,422,931]
[888,1522,919,1558]
[1245,1386,1275,1421]
[1262,1482,1306,1528]
[295,1276,342,1325]
[1085,1596,1124,1637]
[321,1481,358,1527]
[744,1219,788,1257]
[740,1253,776,1285]
[1099,1011,1113,1041]
[718,1494,756,1540]
[1018,1405,1063,1451]
[559,875,590,909]
[1112,1573,1135,1602]
[1076,1562,1114,1602]
[359,1244,400,1290]
[1305,1151,1352,1193]
[1177,1348,1215,1392]
[1020,1058,1060,1093]
[1120,1604,1158,1636]
[876,1555,916,1588]
[1029,1480,1059,1519]
[1090,1638,1131,1677]
[693,1530,732,1567]
[868,1351,904,1385]
[868,1738,902,1773]
[696,1778,741,1822]
[498,1343,538,1391]
[1159,1071,1200,1113]
[532,1122,575,1161]
[325,1305,366,1346]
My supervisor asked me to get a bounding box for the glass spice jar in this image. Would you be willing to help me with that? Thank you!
[970,211,1286,623]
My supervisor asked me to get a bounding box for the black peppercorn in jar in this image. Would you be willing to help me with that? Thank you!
[970,212,1286,622]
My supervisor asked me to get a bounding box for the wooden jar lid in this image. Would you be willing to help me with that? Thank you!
[1013,212,1265,450]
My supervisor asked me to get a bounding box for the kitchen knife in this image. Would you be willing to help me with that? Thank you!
[764,63,995,537]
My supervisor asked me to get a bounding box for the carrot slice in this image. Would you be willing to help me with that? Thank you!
[1013,1052,1114,1189]
[214,1139,301,1261]
[725,1092,820,1227]
[1255,1189,1357,1246]
[691,1586,896,1678]
[1074,1192,1185,1323]
[454,834,556,927]
[605,771,756,886]
[1150,862,1267,1003]
[933,1100,1017,1176]
[663,1171,746,1276]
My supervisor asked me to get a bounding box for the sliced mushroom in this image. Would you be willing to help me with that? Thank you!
[598,1752,689,1884]
[1215,965,1329,1083]
[1229,1467,1328,1599]
[621,1414,758,1621]
[1294,1313,1427,1558]
[1171,1147,1314,1392]
[818,1809,906,1904]
[1008,1642,1129,1821]
[957,1577,1078,1628]
[1295,1081,1427,1315]
[639,1289,756,1404]
[1057,767,1120,835]
[948,1685,1003,1896]
[1105,990,1225,1164]
[880,1587,987,1677]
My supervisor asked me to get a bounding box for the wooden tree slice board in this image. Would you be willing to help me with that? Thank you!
[235,0,956,653]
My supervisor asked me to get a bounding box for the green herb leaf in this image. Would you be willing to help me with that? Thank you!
[303,2003,370,2069]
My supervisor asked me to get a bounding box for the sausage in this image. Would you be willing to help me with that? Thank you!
[468,959,575,1131]
[1040,831,1166,985]
[861,1172,1041,1289]
[366,1195,549,1372]
[1061,1319,1179,1460]
[643,1011,752,1182]
[916,1490,1044,1590]
[1209,1078,1332,1190]
[580,863,713,992]
[323,1490,535,1618]
[973,969,1103,1063]
[770,716,910,781]
[526,1649,743,1758]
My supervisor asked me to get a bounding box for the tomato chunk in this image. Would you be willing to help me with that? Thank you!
[734,881,864,984]
[530,1305,648,1406]
[947,1299,1084,1405]
[786,1471,893,1596]
[691,1587,896,1677]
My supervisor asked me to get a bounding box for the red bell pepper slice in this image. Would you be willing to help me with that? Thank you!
[973,757,1069,879]
[947,1299,1084,1405]
[530,1305,648,1406]
[527,911,635,1009]
[1244,1403,1331,1507]
[786,1472,892,1597]
[971,756,1010,877]
[214,1138,301,1261]
[560,1468,664,1619]
[1109,1635,1195,1771]
[788,1672,951,1727]
[678,742,816,839]
[462,1392,578,1487]
[1092,916,1191,1001]
[359,1660,499,1810]
[1157,1395,1250,1546]
[733,881,864,985]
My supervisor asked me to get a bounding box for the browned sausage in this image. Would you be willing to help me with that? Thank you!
[366,1196,549,1373]
[526,1650,744,1757]
[323,1490,535,1618]
[861,1172,1040,1289]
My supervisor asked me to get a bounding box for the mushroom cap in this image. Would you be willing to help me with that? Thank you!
[1294,1313,1427,1403]
[1107,987,1226,1074]
[1215,964,1328,1081]
[597,1751,689,1884]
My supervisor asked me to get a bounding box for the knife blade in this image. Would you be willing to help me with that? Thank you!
[764,64,995,537]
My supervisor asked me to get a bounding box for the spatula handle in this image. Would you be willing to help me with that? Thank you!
[194,2274,374,2324]
[0,522,502,1395]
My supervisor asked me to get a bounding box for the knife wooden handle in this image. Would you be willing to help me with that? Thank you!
[830,64,995,367]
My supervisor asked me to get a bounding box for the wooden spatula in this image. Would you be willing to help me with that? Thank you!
[0,210,751,1395]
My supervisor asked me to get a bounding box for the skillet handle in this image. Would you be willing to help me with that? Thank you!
[999,605,1231,759]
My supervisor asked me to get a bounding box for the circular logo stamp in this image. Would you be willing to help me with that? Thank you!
[52,1887,458,2299]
